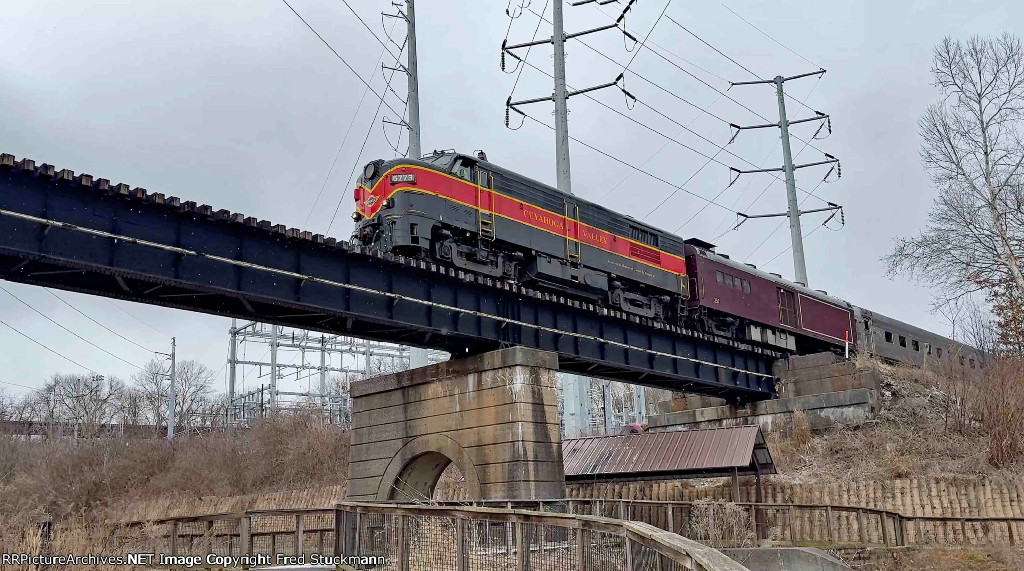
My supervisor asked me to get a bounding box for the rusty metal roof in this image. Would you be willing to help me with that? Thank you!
[562,426,776,482]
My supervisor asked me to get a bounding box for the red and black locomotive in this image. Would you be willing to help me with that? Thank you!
[353,150,855,355]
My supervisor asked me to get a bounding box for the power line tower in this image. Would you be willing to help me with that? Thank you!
[728,70,841,287]
[503,0,637,194]
[383,0,422,158]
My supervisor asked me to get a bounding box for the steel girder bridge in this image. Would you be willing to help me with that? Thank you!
[0,153,779,402]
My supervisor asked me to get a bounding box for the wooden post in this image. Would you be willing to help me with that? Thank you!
[787,507,795,545]
[516,520,527,571]
[898,516,908,547]
[169,521,178,556]
[567,499,574,515]
[240,516,250,557]
[332,509,343,557]
[397,514,409,571]
[825,505,835,543]
[1008,521,1015,547]
[205,521,214,555]
[624,536,634,571]
[576,524,586,571]
[295,514,304,556]
[880,513,890,547]
[456,518,467,571]
[667,505,675,535]
[856,509,867,545]
[960,518,968,544]
[748,505,757,543]
[620,500,627,521]
[353,512,361,558]
[731,468,740,502]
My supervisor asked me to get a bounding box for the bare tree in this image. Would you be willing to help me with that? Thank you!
[132,358,170,429]
[41,374,124,438]
[174,359,215,431]
[885,35,1024,311]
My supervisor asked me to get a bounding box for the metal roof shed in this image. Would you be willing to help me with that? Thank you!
[562,425,776,501]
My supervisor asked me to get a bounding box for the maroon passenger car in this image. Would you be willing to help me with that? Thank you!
[682,239,856,354]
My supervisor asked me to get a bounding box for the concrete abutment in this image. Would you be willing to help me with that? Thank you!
[347,347,566,502]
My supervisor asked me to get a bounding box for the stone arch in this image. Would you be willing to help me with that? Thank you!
[375,434,482,501]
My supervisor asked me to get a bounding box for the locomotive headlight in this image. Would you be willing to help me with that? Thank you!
[363,162,378,180]
[352,212,363,222]
[390,173,416,184]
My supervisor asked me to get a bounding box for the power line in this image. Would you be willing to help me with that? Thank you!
[663,14,760,79]
[506,0,550,97]
[325,54,408,235]
[662,14,819,114]
[339,0,402,62]
[304,19,404,229]
[0,317,98,375]
[595,4,831,160]
[44,289,156,354]
[620,0,673,73]
[101,298,170,338]
[721,4,821,70]
[517,109,740,214]
[278,0,407,122]
[528,9,831,207]
[1,286,141,370]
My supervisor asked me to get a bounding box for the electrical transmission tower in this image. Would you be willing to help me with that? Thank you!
[383,0,422,158]
[503,0,637,194]
[728,70,841,287]
[226,321,446,425]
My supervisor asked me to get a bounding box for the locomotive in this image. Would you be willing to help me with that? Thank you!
[352,150,953,360]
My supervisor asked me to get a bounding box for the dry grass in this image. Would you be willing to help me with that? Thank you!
[852,546,1024,571]
[0,411,349,558]
[767,357,1024,483]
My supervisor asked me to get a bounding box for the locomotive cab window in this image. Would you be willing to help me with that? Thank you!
[452,158,474,182]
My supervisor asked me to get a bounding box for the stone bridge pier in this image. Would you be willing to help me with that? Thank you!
[346,347,566,502]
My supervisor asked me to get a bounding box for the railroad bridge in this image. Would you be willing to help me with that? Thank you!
[0,153,778,401]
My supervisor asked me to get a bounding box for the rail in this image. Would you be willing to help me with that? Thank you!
[442,499,1024,549]
[113,502,750,571]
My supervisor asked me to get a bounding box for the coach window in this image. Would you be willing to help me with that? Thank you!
[884,331,893,343]
[743,279,751,294]
[912,340,919,351]
[724,274,734,289]
[779,289,798,327]
[898,335,907,347]
[937,347,943,358]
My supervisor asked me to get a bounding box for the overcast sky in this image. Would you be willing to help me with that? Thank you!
[0,0,1014,396]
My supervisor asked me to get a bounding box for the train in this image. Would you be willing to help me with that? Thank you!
[352,150,973,367]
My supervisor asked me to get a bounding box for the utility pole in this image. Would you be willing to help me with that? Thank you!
[504,0,637,194]
[383,1,421,158]
[269,324,279,411]
[405,0,421,158]
[551,0,571,193]
[730,70,841,287]
[228,319,237,419]
[776,75,806,286]
[166,337,176,441]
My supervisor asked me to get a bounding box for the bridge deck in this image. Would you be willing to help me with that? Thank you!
[0,154,778,401]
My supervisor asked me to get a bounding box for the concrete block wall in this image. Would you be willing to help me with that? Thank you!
[347,347,565,502]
